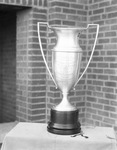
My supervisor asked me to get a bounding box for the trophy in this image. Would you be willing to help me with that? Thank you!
[37,22,99,135]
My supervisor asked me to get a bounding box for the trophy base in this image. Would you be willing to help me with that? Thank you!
[47,109,81,135]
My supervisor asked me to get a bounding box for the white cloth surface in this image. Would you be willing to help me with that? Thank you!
[0,122,18,143]
[1,122,117,150]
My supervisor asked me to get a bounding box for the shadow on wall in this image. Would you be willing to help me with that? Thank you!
[0,12,16,123]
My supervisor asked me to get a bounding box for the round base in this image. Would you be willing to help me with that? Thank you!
[47,109,81,135]
[47,125,81,135]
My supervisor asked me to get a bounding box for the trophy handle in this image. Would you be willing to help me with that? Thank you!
[73,24,99,89]
[37,22,58,88]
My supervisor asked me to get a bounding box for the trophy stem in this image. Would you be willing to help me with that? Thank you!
[55,92,76,111]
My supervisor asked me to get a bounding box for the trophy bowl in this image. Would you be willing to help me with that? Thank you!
[37,23,99,135]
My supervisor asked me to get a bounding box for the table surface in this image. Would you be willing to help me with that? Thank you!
[0,122,18,143]
[1,122,117,150]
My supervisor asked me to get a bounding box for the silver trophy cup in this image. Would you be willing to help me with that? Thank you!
[37,23,99,135]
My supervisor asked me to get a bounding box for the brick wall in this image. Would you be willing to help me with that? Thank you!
[0,0,47,122]
[16,2,47,122]
[0,13,16,122]
[46,0,88,124]
[86,0,117,133]
[27,7,47,122]
[0,22,2,122]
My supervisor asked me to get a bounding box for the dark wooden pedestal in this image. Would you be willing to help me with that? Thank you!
[47,109,81,135]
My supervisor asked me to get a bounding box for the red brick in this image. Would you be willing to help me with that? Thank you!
[99,1,110,7]
[92,57,103,61]
[102,87,114,93]
[98,110,109,117]
[110,113,117,119]
[28,86,46,91]
[63,8,76,14]
[104,69,116,75]
[50,13,66,20]
[104,105,116,112]
[99,26,110,32]
[93,8,104,14]
[89,3,98,10]
[87,96,97,102]
[105,18,117,24]
[110,63,117,68]
[107,50,117,55]
[98,98,110,105]
[93,103,103,109]
[90,15,101,21]
[111,38,117,43]
[87,108,97,114]
[62,20,75,26]
[105,31,116,37]
[29,109,45,115]
[111,0,117,5]
[97,75,108,80]
[106,6,117,12]
[87,74,96,79]
[105,81,116,87]
[30,103,46,109]
[110,100,117,106]
[51,1,69,7]
[104,57,116,62]
[77,10,87,15]
[28,115,45,121]
[98,38,109,43]
[92,114,102,121]
[105,93,116,100]
[110,75,117,81]
[70,4,83,9]
[103,118,115,124]
[108,12,117,18]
